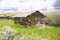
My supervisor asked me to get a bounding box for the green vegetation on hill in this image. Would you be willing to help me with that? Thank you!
[0,19,60,40]
[0,12,20,17]
[45,11,60,26]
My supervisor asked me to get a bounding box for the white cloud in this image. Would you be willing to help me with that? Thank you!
[18,0,47,11]
[0,0,57,12]
[0,0,20,8]
[46,0,56,11]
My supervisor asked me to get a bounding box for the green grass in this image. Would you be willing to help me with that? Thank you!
[0,19,60,40]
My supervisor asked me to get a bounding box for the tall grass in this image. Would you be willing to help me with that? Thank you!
[0,19,60,40]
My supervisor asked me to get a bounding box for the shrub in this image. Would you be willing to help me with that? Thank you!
[45,11,60,26]
[0,26,19,40]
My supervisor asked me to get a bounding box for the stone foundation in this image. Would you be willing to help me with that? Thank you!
[36,22,45,28]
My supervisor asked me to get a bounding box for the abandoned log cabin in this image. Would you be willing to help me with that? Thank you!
[13,11,46,27]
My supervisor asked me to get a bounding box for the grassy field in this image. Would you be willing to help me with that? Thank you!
[0,19,60,40]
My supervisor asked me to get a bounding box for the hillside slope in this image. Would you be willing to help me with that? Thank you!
[45,11,60,26]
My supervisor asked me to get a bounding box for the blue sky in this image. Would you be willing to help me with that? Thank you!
[0,0,60,12]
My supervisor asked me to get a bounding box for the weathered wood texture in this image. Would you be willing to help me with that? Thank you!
[14,11,46,27]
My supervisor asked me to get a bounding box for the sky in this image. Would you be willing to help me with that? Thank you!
[0,0,60,12]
